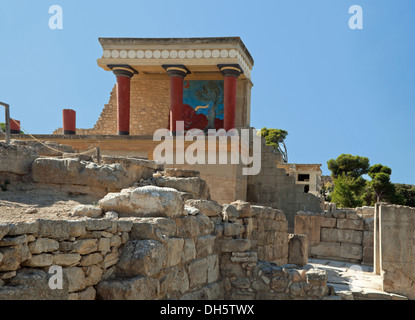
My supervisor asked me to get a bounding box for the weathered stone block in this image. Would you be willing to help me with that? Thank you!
[337,218,364,231]
[321,228,363,244]
[223,222,244,237]
[164,238,184,268]
[340,243,362,260]
[230,200,252,218]
[98,186,184,219]
[21,254,54,267]
[196,235,215,258]
[0,143,39,175]
[73,239,98,255]
[321,217,336,228]
[28,238,59,254]
[310,241,341,258]
[71,205,103,218]
[116,240,166,277]
[187,257,208,288]
[219,239,251,253]
[53,253,81,267]
[288,234,309,266]
[185,199,222,217]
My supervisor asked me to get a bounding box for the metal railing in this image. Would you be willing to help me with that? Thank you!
[0,101,10,144]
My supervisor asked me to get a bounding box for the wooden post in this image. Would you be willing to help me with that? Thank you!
[96,147,101,165]
[0,102,10,145]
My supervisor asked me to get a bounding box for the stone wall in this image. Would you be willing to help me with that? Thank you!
[0,189,330,300]
[294,208,374,265]
[247,143,322,229]
[0,143,332,300]
[375,204,415,299]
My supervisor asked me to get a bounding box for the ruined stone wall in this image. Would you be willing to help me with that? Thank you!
[375,204,415,299]
[247,143,322,229]
[294,208,374,265]
[54,79,171,136]
[0,144,331,300]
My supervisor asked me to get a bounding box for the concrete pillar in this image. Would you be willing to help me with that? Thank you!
[163,65,190,135]
[10,119,20,134]
[62,109,76,134]
[218,64,243,131]
[108,65,138,135]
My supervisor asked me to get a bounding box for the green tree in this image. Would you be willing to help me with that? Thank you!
[327,154,370,179]
[331,173,365,208]
[393,184,415,207]
[259,127,288,162]
[327,154,369,207]
[362,164,398,205]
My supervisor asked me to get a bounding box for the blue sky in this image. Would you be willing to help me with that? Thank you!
[0,1,414,184]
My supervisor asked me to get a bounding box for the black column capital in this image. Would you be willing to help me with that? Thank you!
[108,64,138,78]
[218,64,243,77]
[162,65,191,78]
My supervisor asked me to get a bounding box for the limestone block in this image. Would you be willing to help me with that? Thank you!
[28,238,59,254]
[71,205,103,218]
[337,218,364,231]
[21,254,54,267]
[97,276,160,300]
[7,221,38,236]
[182,238,196,263]
[223,222,244,237]
[306,269,328,285]
[80,253,103,267]
[116,240,166,277]
[53,253,81,267]
[288,234,309,266]
[36,219,86,239]
[98,186,184,218]
[164,238,184,268]
[63,267,87,293]
[207,255,220,284]
[184,199,222,217]
[321,218,336,228]
[230,252,257,263]
[187,257,208,288]
[0,235,28,247]
[321,228,363,245]
[294,215,322,244]
[101,248,119,269]
[99,155,158,181]
[155,176,210,200]
[73,239,98,255]
[0,143,39,175]
[0,244,31,271]
[196,235,216,258]
[340,243,363,260]
[219,239,251,253]
[221,204,240,222]
[129,217,177,242]
[32,158,133,190]
[175,215,200,238]
[230,200,253,218]
[159,266,189,297]
[165,168,200,178]
[310,241,341,258]
[84,265,103,287]
[362,246,374,265]
[69,286,96,301]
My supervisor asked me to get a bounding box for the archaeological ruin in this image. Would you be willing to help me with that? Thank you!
[1,37,414,301]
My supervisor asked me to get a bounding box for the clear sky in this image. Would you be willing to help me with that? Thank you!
[1,1,414,184]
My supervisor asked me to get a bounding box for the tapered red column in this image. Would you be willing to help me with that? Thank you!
[218,64,243,131]
[163,65,190,135]
[108,65,138,135]
[63,109,76,134]
[10,119,20,134]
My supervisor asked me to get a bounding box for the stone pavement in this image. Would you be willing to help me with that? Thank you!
[307,258,408,300]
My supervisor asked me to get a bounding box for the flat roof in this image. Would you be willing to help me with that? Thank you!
[98,36,254,66]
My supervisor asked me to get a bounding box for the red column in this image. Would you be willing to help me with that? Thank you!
[109,65,137,135]
[219,65,242,131]
[163,65,189,135]
[10,119,20,134]
[63,109,76,134]
[116,75,131,135]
